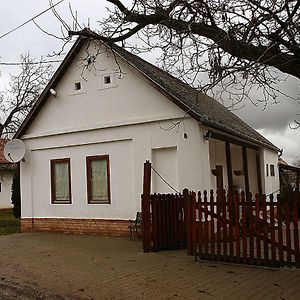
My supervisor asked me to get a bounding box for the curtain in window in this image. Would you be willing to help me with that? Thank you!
[91,159,108,201]
[55,162,70,200]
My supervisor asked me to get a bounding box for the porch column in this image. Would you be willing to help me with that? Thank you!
[242,146,250,198]
[225,141,233,191]
[256,151,263,195]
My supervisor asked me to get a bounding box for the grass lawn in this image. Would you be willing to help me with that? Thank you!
[0,209,20,236]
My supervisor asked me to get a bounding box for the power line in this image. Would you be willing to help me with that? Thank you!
[0,0,64,40]
[0,60,63,66]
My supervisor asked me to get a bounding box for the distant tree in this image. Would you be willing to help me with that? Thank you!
[11,172,21,219]
[0,54,52,137]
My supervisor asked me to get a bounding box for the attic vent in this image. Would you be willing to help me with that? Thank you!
[104,75,111,85]
[74,82,81,91]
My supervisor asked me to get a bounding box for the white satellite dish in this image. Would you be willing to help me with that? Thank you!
[4,139,26,163]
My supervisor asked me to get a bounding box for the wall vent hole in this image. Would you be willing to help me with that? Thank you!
[74,82,81,91]
[104,75,111,85]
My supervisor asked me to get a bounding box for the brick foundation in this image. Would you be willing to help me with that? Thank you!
[21,218,131,237]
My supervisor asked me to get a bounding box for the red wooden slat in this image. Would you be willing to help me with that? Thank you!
[204,190,209,258]
[216,190,222,260]
[277,194,284,267]
[248,193,254,264]
[166,194,171,248]
[255,194,262,265]
[152,195,159,251]
[198,191,203,258]
[293,193,300,268]
[262,194,269,266]
[174,194,179,247]
[234,191,241,263]
[191,192,197,256]
[285,197,292,267]
[184,189,192,255]
[161,194,168,249]
[222,189,228,261]
[228,190,234,262]
[269,194,276,266]
[241,192,248,264]
[158,194,163,250]
[210,190,215,259]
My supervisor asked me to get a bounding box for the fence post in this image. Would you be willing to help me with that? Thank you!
[142,160,151,253]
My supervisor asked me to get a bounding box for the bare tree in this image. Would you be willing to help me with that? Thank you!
[0,54,52,137]
[58,1,297,109]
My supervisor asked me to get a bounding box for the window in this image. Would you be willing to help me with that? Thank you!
[266,164,269,177]
[50,158,71,204]
[86,155,110,204]
[270,164,275,177]
[74,81,81,91]
[104,75,111,85]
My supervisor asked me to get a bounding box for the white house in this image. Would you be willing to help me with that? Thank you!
[14,34,280,236]
[0,139,17,210]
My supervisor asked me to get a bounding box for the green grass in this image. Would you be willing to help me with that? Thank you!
[0,209,20,236]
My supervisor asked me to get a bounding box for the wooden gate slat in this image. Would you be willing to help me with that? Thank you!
[210,190,215,260]
[241,192,248,264]
[293,193,300,268]
[277,194,284,267]
[262,194,269,266]
[269,194,276,267]
[255,194,262,265]
[285,197,292,267]
[222,189,228,261]
[204,191,209,259]
[216,190,222,261]
[234,191,241,263]
[198,192,203,258]
[248,193,254,264]
[228,190,234,262]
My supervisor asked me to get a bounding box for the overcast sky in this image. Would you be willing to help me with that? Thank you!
[0,0,299,164]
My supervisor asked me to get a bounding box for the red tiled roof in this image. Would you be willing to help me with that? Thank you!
[0,139,18,171]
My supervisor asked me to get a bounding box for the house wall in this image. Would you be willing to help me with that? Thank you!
[20,117,208,233]
[0,173,13,209]
[262,148,280,195]
[20,41,211,234]
[19,41,277,235]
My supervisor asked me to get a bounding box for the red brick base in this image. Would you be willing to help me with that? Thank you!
[21,218,131,237]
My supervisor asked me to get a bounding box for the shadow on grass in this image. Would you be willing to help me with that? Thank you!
[0,209,20,236]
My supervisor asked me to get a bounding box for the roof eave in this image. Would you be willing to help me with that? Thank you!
[14,36,86,139]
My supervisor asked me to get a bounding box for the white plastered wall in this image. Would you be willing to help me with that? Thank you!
[0,173,13,209]
[262,148,279,195]
[20,41,211,220]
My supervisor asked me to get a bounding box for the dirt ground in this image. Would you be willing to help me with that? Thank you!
[0,232,299,299]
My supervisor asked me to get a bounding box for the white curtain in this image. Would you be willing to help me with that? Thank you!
[55,162,70,201]
[91,159,108,201]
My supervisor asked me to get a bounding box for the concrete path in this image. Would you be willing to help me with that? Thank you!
[0,233,299,299]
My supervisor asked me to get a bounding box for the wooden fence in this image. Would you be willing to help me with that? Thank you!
[185,190,300,268]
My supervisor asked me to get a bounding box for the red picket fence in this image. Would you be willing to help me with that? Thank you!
[142,193,186,251]
[185,190,300,268]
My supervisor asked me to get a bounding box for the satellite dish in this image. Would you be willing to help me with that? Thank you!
[4,139,26,163]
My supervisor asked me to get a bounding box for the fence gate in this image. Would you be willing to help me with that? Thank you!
[142,193,186,251]
[186,189,300,268]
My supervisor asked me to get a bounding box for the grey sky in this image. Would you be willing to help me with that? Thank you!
[0,0,299,164]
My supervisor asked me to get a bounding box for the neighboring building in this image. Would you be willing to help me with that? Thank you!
[14,34,280,236]
[0,139,17,209]
[279,158,300,192]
